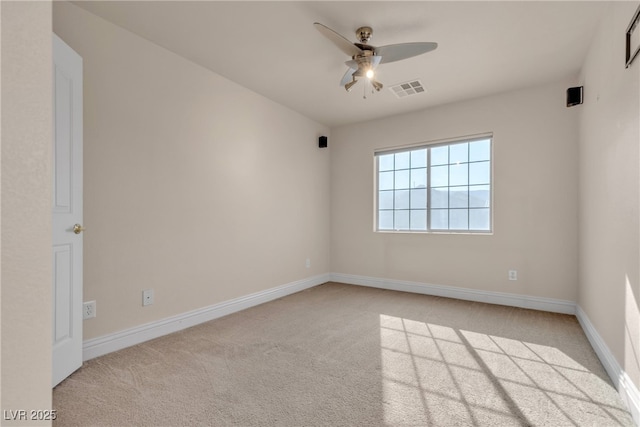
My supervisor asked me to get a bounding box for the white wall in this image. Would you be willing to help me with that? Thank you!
[330,78,580,301]
[53,2,330,340]
[578,1,640,396]
[0,1,53,424]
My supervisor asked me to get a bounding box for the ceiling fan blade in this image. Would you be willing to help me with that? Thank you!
[340,67,357,86]
[314,22,363,57]
[345,59,357,69]
[375,42,438,64]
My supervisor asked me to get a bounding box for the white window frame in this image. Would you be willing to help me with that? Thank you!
[374,134,493,234]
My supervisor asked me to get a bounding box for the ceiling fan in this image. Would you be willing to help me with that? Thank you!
[314,22,438,94]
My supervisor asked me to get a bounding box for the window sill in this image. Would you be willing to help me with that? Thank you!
[375,230,494,236]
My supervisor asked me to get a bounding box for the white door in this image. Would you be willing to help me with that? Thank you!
[52,33,83,387]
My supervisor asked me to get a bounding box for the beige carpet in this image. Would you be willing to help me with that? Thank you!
[53,282,634,426]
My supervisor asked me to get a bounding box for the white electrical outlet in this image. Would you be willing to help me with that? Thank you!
[83,301,96,319]
[142,289,154,306]
[508,270,518,281]
[305,258,311,268]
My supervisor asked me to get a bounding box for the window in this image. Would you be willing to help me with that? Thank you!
[376,136,492,233]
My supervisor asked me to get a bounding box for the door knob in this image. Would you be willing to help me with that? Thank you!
[73,224,85,234]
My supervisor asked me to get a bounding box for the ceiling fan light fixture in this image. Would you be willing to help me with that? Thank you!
[365,68,374,79]
[345,79,358,92]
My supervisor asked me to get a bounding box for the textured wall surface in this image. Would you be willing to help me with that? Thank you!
[578,1,640,394]
[53,2,330,340]
[331,78,579,301]
[1,1,53,424]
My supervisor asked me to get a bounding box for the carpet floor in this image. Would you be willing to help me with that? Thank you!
[53,282,634,426]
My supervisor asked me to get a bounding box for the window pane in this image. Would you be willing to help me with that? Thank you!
[379,210,393,230]
[450,209,469,230]
[431,188,448,208]
[376,137,491,233]
[469,185,490,207]
[410,189,427,209]
[395,210,410,230]
[379,191,394,210]
[469,161,490,185]
[470,139,491,162]
[379,171,394,190]
[449,163,468,186]
[395,152,410,170]
[431,146,448,166]
[411,149,427,168]
[450,187,469,208]
[431,209,448,229]
[394,190,410,209]
[394,170,410,189]
[379,154,394,171]
[410,168,427,188]
[430,165,448,187]
[470,208,490,230]
[449,142,468,164]
[410,210,427,230]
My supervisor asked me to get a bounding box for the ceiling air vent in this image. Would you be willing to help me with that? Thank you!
[390,80,425,98]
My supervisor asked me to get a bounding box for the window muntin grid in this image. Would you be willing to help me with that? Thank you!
[376,137,492,233]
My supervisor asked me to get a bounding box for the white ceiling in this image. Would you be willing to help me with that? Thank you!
[72,1,608,128]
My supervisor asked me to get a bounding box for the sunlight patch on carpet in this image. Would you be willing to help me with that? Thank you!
[379,314,630,426]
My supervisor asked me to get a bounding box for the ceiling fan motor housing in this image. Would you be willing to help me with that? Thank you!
[356,26,373,43]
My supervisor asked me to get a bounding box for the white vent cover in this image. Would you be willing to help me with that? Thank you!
[389,80,425,98]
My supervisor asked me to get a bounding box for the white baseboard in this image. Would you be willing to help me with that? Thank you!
[82,273,331,361]
[576,305,640,425]
[330,272,576,314]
